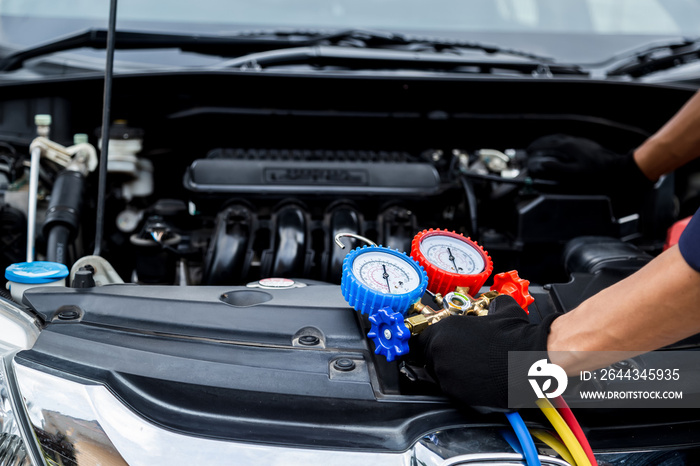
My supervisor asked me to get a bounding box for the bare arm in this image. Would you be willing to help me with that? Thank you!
[548,91,700,374]
[548,245,700,374]
[634,90,700,181]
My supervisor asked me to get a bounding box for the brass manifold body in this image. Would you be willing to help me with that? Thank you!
[404,288,500,335]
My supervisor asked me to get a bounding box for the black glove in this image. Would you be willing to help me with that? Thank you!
[411,295,559,410]
[526,134,653,194]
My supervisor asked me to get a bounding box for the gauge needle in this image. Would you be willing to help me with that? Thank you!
[447,247,459,272]
[382,264,392,294]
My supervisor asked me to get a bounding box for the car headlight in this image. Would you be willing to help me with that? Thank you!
[0,358,29,466]
[0,347,36,466]
[0,298,43,466]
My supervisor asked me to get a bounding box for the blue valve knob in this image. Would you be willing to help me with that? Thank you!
[341,245,428,316]
[367,307,411,362]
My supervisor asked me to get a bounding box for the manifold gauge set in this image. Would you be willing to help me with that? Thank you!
[339,229,534,361]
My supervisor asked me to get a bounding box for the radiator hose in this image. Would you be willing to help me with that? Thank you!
[42,169,85,265]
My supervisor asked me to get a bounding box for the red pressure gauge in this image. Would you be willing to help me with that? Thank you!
[410,229,493,296]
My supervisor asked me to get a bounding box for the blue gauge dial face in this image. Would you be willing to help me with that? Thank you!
[351,251,420,294]
[419,235,485,274]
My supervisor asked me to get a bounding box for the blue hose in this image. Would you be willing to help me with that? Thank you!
[505,411,542,466]
[500,429,523,455]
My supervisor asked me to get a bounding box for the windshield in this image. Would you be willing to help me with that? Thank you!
[1,0,700,64]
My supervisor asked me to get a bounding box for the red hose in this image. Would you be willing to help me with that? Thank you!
[552,396,598,466]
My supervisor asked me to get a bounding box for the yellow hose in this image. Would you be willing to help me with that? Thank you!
[531,429,577,466]
[536,398,592,466]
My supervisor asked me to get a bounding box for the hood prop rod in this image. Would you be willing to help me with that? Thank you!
[93,0,118,256]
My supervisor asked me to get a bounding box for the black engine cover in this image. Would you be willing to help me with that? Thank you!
[16,282,467,451]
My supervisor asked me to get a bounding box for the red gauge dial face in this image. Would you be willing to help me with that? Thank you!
[411,229,493,296]
[419,234,486,275]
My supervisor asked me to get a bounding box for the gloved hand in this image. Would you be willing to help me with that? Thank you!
[411,295,559,410]
[526,134,653,194]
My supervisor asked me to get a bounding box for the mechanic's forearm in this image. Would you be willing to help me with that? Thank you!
[634,90,700,181]
[547,245,700,375]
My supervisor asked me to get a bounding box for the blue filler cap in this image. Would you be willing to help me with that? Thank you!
[5,261,69,284]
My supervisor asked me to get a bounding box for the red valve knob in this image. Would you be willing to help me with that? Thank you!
[490,270,534,313]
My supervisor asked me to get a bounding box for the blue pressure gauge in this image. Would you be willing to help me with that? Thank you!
[341,245,428,316]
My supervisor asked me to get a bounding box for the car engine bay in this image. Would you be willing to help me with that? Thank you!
[2,74,693,283]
